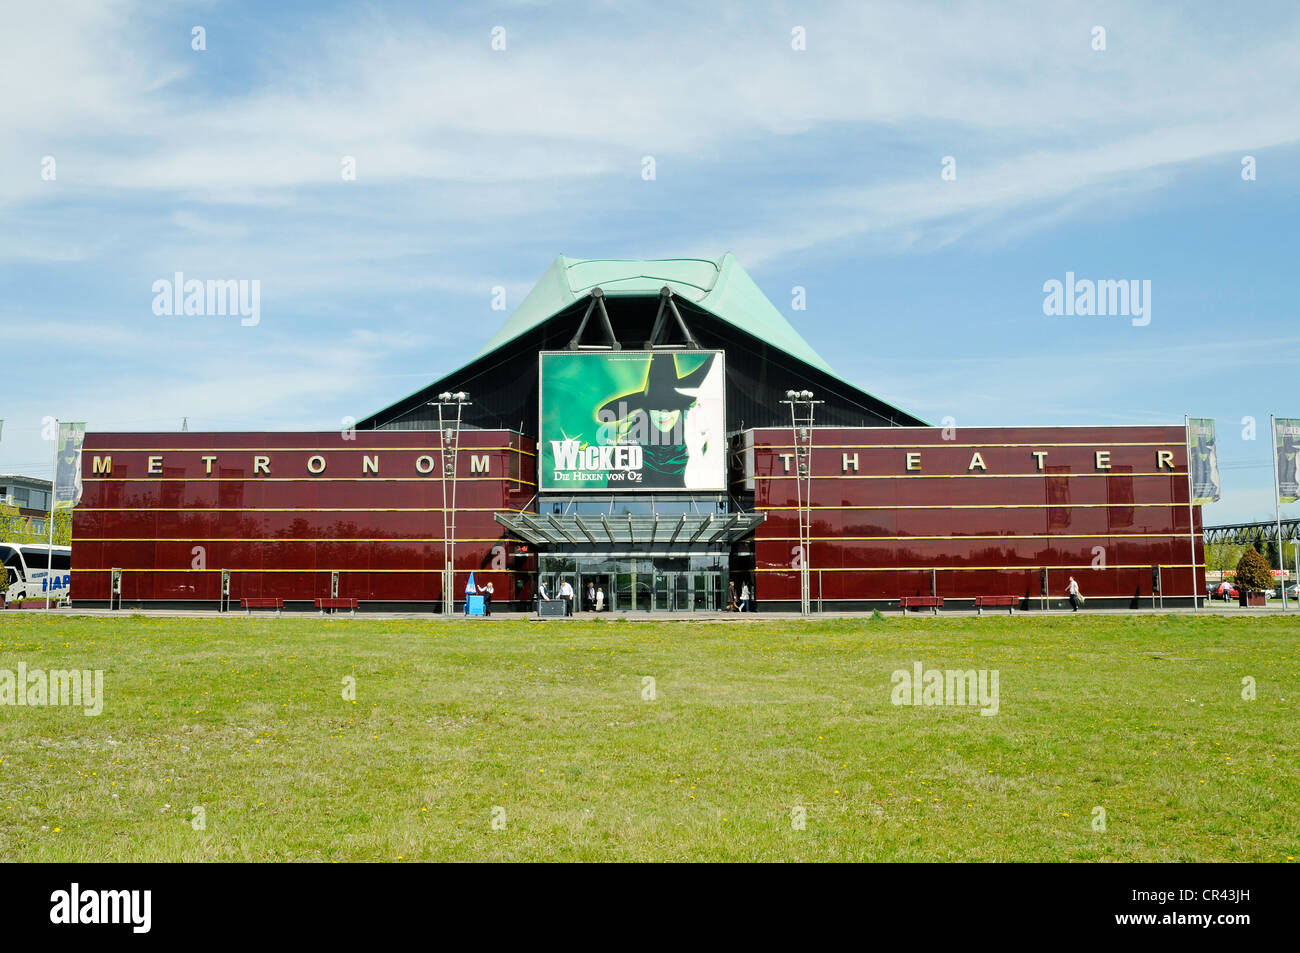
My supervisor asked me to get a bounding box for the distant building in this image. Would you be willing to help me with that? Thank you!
[0,475,52,535]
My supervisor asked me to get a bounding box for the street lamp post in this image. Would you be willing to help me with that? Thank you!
[779,389,821,615]
[430,392,470,615]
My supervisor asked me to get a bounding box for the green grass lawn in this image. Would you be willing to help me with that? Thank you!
[0,612,1296,862]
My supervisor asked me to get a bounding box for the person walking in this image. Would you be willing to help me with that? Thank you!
[739,582,750,612]
[586,582,595,612]
[1066,576,1083,612]
[559,578,574,616]
[595,586,605,612]
[726,581,738,611]
[478,580,494,616]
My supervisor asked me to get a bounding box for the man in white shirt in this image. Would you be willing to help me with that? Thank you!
[559,579,574,616]
[1066,576,1082,612]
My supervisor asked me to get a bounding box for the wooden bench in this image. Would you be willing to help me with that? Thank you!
[241,597,284,617]
[899,595,944,614]
[975,595,1019,615]
[315,597,358,616]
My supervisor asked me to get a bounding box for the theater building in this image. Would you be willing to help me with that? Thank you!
[73,255,1205,611]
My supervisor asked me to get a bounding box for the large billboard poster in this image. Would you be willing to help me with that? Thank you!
[539,350,726,492]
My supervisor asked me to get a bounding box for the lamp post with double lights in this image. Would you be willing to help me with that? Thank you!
[430,392,470,615]
[779,389,821,615]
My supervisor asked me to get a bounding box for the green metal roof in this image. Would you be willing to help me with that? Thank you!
[476,254,836,376]
[361,253,924,428]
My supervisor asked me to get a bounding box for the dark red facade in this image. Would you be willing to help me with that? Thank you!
[72,424,1204,611]
[73,431,536,609]
[744,426,1205,609]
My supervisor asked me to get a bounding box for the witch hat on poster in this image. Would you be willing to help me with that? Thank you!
[597,353,716,423]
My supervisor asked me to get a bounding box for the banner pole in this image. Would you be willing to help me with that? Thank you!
[1289,538,1300,605]
[1184,415,1198,613]
[1294,540,1299,607]
[1272,415,1288,611]
[45,420,58,611]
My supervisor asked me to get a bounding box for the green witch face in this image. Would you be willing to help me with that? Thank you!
[648,408,682,433]
[597,353,712,442]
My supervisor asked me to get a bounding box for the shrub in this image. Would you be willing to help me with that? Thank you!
[1234,547,1274,593]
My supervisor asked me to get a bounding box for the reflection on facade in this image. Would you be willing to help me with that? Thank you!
[743,426,1202,609]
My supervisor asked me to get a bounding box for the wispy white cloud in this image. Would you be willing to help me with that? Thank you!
[5,1,1299,229]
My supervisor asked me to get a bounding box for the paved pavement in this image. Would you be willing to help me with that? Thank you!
[5,604,1294,621]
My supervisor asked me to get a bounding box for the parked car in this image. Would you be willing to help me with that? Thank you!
[1214,581,1239,601]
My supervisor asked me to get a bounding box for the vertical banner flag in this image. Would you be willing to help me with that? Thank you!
[1187,418,1221,505]
[54,422,87,508]
[1275,418,1300,504]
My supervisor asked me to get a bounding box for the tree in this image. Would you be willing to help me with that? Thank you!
[1235,547,1274,593]
[0,505,72,546]
[1204,542,1246,576]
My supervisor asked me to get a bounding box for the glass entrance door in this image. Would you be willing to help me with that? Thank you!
[653,572,669,610]
[634,573,651,611]
[693,573,709,610]
[576,573,615,612]
[673,573,691,611]
[691,572,722,610]
[538,559,728,613]
[616,571,635,612]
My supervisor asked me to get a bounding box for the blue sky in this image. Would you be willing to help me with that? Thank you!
[1,0,1298,525]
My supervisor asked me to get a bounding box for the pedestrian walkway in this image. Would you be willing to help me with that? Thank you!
[14,604,1290,621]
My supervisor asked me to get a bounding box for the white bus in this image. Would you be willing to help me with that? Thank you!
[1,543,71,607]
